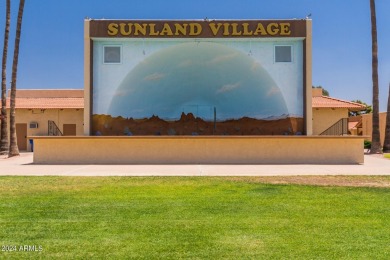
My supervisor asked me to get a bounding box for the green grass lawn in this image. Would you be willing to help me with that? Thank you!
[1,177,390,259]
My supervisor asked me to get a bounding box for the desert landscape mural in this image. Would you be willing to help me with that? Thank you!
[92,113,303,136]
[93,41,304,135]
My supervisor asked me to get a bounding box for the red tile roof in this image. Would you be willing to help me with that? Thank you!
[6,97,84,109]
[9,89,83,98]
[5,89,84,109]
[312,96,366,111]
[348,121,359,130]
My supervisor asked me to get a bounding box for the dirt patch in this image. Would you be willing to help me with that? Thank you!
[224,176,390,188]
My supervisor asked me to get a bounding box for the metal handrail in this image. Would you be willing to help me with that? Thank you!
[48,120,63,136]
[320,118,348,136]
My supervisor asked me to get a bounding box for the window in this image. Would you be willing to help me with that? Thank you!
[104,46,121,64]
[274,45,292,62]
[29,122,38,129]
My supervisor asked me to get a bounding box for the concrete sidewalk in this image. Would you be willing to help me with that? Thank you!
[0,152,390,176]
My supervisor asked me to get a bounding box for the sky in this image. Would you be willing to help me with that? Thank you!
[0,0,389,111]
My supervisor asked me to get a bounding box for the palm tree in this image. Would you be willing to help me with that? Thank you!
[9,0,25,157]
[0,0,10,155]
[369,0,382,154]
[383,83,390,152]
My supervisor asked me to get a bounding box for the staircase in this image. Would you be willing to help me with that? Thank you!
[48,120,63,136]
[320,118,349,136]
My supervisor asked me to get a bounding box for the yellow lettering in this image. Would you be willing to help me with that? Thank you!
[242,23,253,36]
[208,23,223,36]
[119,23,132,36]
[189,23,202,36]
[107,21,290,38]
[174,23,188,36]
[231,23,242,36]
[134,23,147,36]
[279,23,291,35]
[267,23,279,36]
[107,23,118,36]
[160,23,174,36]
[148,24,159,36]
[254,23,267,35]
[222,23,230,36]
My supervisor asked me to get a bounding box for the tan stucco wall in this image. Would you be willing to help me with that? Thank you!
[305,20,313,135]
[312,108,349,135]
[1,108,84,151]
[31,136,364,164]
[84,19,91,136]
[361,112,387,145]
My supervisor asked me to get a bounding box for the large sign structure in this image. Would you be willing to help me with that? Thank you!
[84,19,312,136]
[89,20,306,38]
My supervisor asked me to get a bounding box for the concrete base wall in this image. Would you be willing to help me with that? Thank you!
[30,136,364,164]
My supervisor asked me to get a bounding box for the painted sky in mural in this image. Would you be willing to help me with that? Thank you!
[93,38,303,121]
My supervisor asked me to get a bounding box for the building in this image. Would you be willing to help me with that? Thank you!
[28,19,365,164]
[2,89,84,151]
[84,19,313,136]
[361,112,387,145]
[311,88,366,135]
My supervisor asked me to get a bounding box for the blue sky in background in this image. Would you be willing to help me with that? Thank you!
[0,0,389,110]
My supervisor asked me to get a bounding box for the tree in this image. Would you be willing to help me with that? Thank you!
[349,100,372,116]
[0,0,10,155]
[9,0,25,157]
[369,0,382,154]
[383,83,390,152]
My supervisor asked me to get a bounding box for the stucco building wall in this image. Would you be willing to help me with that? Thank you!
[2,108,84,151]
[361,112,387,145]
[312,108,349,135]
